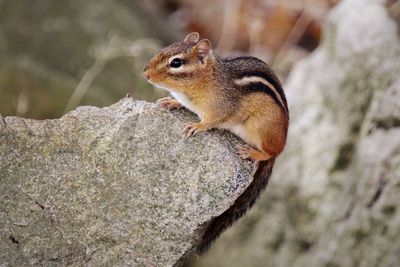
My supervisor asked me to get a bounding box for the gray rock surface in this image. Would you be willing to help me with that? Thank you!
[0,98,253,266]
[193,0,400,266]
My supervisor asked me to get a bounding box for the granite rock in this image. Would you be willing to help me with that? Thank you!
[0,98,253,266]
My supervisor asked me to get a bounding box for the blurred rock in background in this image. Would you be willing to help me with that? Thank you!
[188,0,400,266]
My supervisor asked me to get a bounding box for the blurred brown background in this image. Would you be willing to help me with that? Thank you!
[0,0,340,119]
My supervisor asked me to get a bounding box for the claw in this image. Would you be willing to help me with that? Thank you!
[236,144,252,159]
[181,122,205,138]
[235,144,271,162]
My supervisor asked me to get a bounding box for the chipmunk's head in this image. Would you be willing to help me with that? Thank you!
[143,32,214,93]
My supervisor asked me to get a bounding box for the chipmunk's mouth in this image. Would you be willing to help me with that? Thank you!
[143,73,177,93]
[152,82,175,93]
[147,80,177,94]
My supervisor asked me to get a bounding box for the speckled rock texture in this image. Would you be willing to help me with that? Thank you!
[0,97,253,266]
[193,0,400,267]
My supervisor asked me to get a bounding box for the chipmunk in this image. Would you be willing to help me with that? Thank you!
[143,32,288,252]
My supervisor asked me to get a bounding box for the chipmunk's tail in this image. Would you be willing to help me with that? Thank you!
[197,158,275,254]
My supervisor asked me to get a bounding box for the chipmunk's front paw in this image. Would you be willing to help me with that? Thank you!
[181,122,207,138]
[157,97,182,110]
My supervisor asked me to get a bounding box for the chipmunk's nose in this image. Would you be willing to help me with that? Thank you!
[143,64,150,80]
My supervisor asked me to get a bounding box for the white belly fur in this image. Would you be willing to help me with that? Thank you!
[151,82,202,119]
[219,122,257,147]
[170,92,202,118]
[155,84,258,146]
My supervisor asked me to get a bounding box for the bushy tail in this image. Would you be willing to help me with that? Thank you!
[197,158,276,254]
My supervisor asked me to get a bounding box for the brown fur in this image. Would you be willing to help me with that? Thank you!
[144,32,289,252]
[144,36,288,157]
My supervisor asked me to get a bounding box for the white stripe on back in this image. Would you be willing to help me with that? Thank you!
[234,76,286,111]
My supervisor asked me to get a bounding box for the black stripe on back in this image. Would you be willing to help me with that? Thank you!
[241,82,287,114]
[240,71,288,112]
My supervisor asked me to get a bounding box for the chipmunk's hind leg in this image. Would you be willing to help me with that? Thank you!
[235,144,271,161]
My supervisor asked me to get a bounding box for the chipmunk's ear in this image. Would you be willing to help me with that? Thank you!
[195,39,212,62]
[183,32,200,43]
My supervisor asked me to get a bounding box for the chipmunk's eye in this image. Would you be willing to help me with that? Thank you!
[170,58,184,68]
